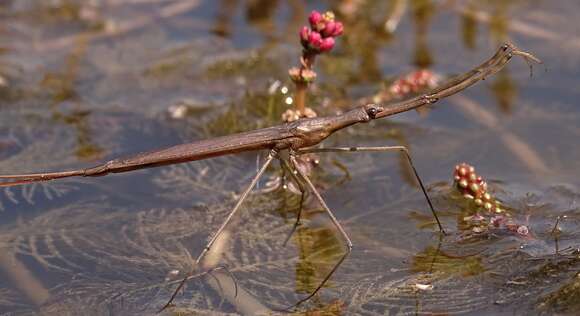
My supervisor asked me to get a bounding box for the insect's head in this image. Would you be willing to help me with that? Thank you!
[363,104,384,120]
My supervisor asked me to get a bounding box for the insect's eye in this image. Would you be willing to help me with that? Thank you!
[367,107,378,118]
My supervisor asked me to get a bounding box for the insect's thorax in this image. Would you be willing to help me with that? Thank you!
[286,106,369,150]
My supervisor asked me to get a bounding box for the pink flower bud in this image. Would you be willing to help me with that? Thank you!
[288,67,301,82]
[322,11,335,22]
[299,26,310,45]
[322,21,336,37]
[319,37,335,52]
[308,31,322,49]
[333,22,344,37]
[300,69,317,82]
[308,11,323,29]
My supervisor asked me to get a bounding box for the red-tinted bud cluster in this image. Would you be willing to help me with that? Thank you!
[454,163,531,238]
[389,70,439,98]
[453,163,502,213]
[300,11,343,53]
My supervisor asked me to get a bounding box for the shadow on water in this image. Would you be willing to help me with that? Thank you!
[1,0,580,315]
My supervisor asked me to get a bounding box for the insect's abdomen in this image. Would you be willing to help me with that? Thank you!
[85,126,292,175]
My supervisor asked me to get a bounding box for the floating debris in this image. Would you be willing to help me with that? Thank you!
[415,283,434,291]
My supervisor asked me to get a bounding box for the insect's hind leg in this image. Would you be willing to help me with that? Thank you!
[277,157,307,246]
[297,146,446,235]
[284,154,353,310]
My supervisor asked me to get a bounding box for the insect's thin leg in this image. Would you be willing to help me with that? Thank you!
[160,149,277,312]
[277,157,306,246]
[286,154,352,310]
[297,146,446,235]
[279,157,288,188]
[207,268,226,306]
[195,149,277,264]
[156,266,225,312]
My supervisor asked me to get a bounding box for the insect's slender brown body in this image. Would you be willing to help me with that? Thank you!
[0,43,538,187]
[0,104,367,183]
[0,43,541,310]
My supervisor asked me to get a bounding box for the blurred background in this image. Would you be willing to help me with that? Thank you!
[1,0,580,315]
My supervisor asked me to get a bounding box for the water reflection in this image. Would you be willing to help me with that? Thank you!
[410,0,435,68]
[212,0,239,37]
[490,69,517,114]
[246,0,280,40]
[294,217,344,295]
[40,36,103,160]
[212,0,305,46]
[460,3,479,50]
[411,244,485,278]
[332,2,394,83]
